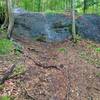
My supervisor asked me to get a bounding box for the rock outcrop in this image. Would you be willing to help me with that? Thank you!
[13,8,100,42]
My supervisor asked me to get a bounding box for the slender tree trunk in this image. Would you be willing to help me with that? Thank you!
[1,0,8,29]
[37,0,41,12]
[96,0,99,14]
[83,0,87,14]
[72,0,76,42]
[7,0,14,39]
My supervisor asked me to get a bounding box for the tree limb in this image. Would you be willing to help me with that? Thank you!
[0,64,16,85]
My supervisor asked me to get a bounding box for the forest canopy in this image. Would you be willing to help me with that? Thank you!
[0,0,100,14]
[0,0,100,42]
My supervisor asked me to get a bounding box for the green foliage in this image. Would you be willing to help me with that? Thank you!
[67,24,81,43]
[96,72,100,77]
[0,28,6,33]
[1,0,100,14]
[95,48,100,53]
[58,48,67,53]
[87,43,100,53]
[0,96,11,100]
[32,35,46,42]
[87,43,97,49]
[74,34,82,43]
[0,39,14,55]
[13,42,23,55]
[13,64,26,76]
[16,0,69,12]
[45,10,64,14]
[0,0,5,24]
[79,51,100,66]
[0,84,4,90]
[11,0,100,14]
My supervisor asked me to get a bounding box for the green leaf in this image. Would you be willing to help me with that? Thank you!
[0,96,11,100]
[95,48,100,53]
[0,39,14,55]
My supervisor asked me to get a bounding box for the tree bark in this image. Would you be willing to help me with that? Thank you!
[83,0,87,14]
[1,0,8,29]
[7,0,14,39]
[72,0,76,42]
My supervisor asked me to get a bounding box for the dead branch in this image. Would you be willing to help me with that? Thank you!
[0,64,16,85]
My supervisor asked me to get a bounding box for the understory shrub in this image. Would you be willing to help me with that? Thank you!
[0,95,11,100]
[0,39,14,55]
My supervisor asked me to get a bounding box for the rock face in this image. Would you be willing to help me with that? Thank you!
[77,15,100,42]
[13,8,100,42]
[13,9,71,42]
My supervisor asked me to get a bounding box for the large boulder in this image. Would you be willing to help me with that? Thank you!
[77,14,100,42]
[13,9,71,42]
[13,8,100,42]
[45,14,71,41]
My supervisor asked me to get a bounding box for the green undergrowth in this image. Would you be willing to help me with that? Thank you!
[13,64,26,76]
[32,35,46,42]
[0,28,7,39]
[0,84,4,91]
[78,41,100,67]
[0,95,11,100]
[0,38,23,55]
[44,10,64,14]
[79,52,100,66]
[95,47,100,53]
[0,39,14,55]
[58,47,67,53]
[96,72,100,77]
[87,42,100,53]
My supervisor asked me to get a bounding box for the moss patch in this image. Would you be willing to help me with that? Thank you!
[96,72,100,78]
[0,95,11,100]
[13,64,26,76]
[0,39,14,55]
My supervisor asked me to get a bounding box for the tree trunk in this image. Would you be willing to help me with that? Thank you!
[7,0,14,39]
[1,0,8,29]
[83,0,87,14]
[72,0,76,42]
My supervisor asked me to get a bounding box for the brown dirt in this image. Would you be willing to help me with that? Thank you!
[0,38,100,100]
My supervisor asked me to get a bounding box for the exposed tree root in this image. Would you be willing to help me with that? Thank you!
[27,54,64,71]
[0,64,16,85]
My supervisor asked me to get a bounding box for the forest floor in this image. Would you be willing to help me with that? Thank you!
[0,37,100,100]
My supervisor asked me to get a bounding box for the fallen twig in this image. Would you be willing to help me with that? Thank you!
[0,64,16,85]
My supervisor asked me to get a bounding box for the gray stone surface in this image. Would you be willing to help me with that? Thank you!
[13,10,71,41]
[13,8,100,42]
[77,14,100,42]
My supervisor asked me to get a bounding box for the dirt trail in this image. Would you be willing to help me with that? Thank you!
[0,39,100,100]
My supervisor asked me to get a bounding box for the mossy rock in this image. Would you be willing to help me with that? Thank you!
[32,35,46,42]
